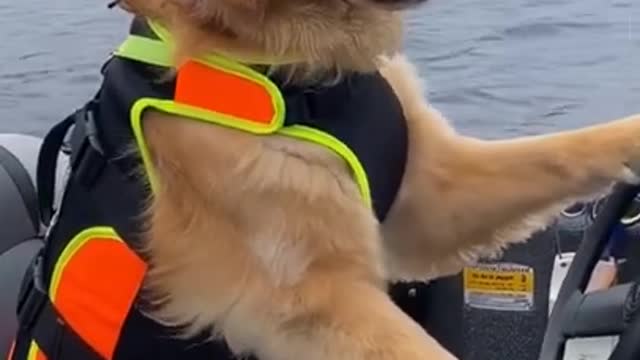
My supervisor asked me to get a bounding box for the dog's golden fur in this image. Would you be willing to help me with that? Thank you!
[114,0,640,358]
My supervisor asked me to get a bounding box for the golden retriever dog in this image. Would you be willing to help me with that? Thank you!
[110,0,640,358]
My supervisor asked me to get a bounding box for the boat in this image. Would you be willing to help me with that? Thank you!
[0,133,67,358]
[1,132,640,360]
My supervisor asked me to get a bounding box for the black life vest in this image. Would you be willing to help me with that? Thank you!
[10,17,408,360]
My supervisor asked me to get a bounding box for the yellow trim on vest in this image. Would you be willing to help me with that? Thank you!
[279,125,372,207]
[26,341,41,360]
[117,22,289,193]
[115,19,373,207]
[115,35,172,68]
[49,227,123,300]
[116,35,287,132]
[115,36,287,112]
[128,52,287,192]
[130,96,285,193]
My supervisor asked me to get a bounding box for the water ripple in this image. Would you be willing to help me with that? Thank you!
[1,0,640,138]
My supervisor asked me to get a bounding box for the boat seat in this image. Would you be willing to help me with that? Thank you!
[0,240,43,358]
[0,134,54,358]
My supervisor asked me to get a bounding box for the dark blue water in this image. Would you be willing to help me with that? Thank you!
[1,0,639,138]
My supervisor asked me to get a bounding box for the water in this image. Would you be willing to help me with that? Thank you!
[1,0,639,138]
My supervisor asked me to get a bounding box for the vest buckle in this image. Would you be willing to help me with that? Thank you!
[69,100,108,188]
[16,250,47,330]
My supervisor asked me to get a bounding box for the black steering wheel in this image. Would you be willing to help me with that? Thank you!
[539,184,640,360]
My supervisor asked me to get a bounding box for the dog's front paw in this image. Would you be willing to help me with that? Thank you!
[575,113,640,185]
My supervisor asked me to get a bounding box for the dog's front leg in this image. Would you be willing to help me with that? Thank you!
[379,55,640,280]
[223,274,458,360]
[385,114,640,279]
[141,112,457,360]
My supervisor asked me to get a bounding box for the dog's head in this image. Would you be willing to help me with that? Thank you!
[119,0,427,83]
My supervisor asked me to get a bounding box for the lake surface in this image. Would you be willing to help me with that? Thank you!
[1,0,639,138]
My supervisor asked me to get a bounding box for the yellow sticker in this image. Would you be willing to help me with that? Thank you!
[463,263,534,311]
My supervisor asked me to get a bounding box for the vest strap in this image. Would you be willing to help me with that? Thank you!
[16,251,46,332]
[37,96,137,228]
[114,35,172,68]
[37,112,76,227]
[37,100,105,227]
[30,299,104,360]
[111,19,373,206]
[15,252,103,360]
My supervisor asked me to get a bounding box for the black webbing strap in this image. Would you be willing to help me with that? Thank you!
[14,99,112,360]
[15,252,103,360]
[36,114,76,227]
[37,99,104,227]
[31,300,104,359]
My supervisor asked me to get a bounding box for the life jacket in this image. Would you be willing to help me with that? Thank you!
[9,16,408,360]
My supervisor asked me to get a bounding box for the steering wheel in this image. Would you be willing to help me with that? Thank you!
[539,184,640,360]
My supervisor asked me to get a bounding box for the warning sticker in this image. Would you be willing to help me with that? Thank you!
[463,263,534,311]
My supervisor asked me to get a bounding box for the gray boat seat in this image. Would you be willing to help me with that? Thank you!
[0,134,67,358]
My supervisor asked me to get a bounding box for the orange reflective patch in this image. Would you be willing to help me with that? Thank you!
[175,60,275,125]
[53,237,146,360]
[34,350,46,360]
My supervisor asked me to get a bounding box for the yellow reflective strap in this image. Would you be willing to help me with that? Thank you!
[278,125,372,207]
[117,18,371,207]
[119,31,287,195]
[131,101,371,206]
[115,33,288,115]
[130,98,284,193]
[26,341,41,360]
[114,35,172,67]
[116,37,287,137]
